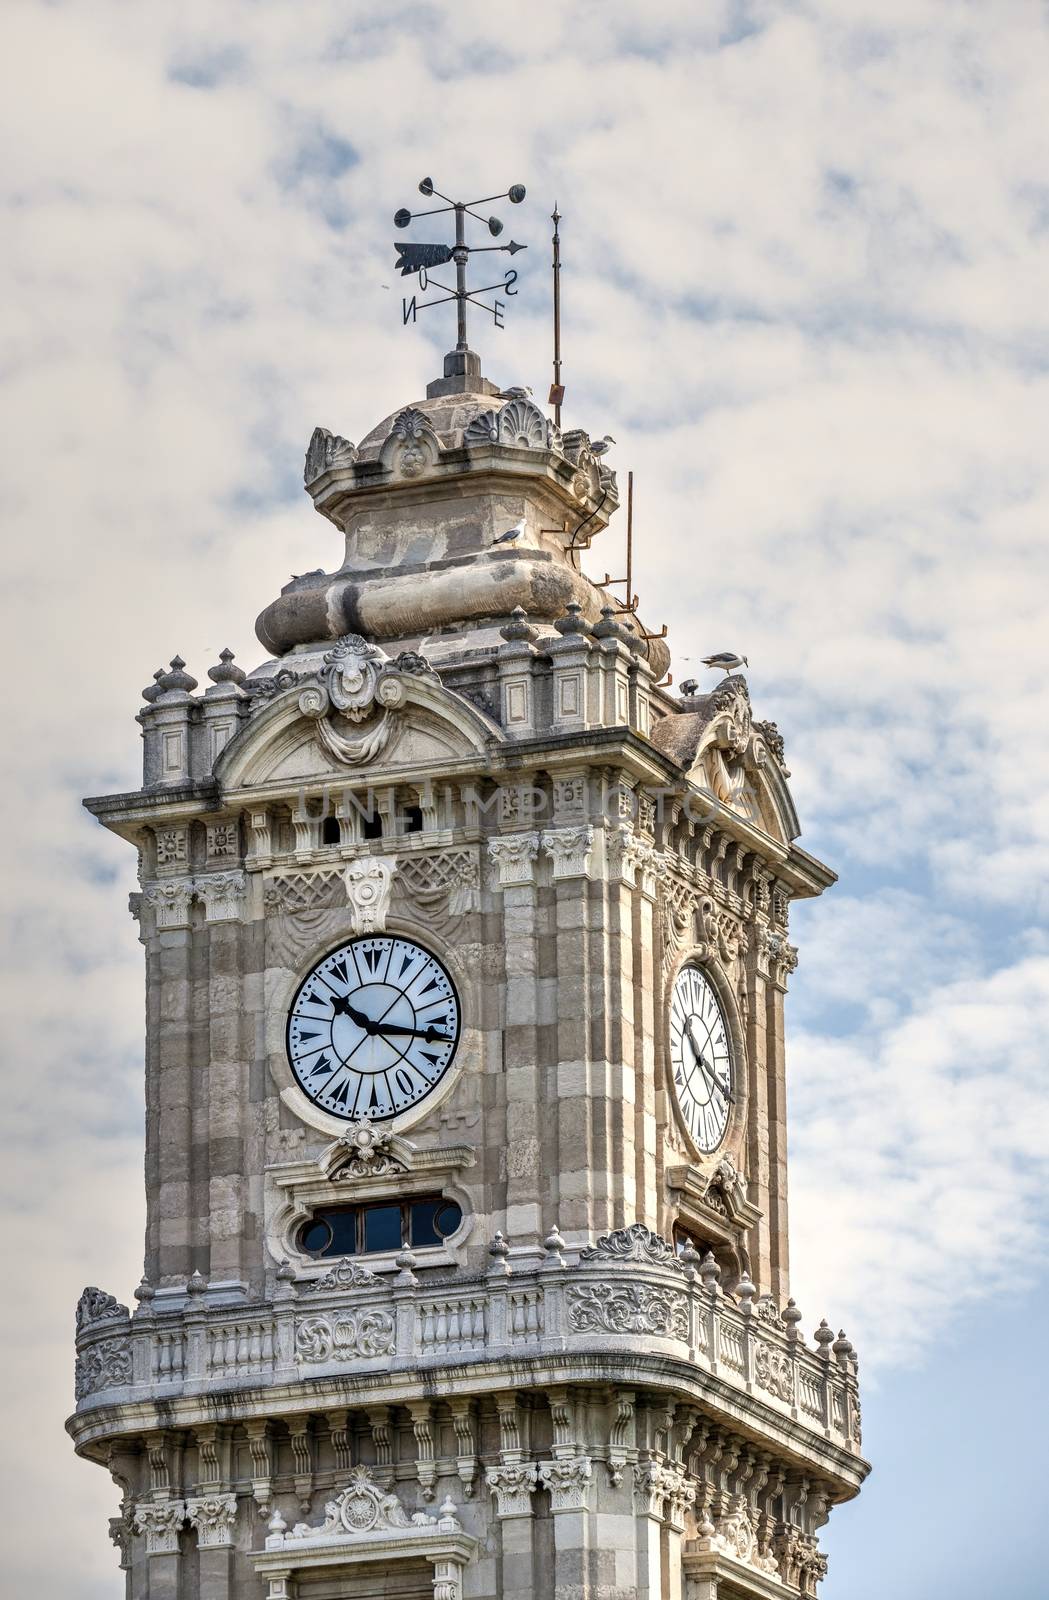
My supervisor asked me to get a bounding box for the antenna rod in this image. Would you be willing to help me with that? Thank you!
[549,204,564,426]
[626,469,634,606]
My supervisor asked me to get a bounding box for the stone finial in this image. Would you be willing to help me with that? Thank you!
[782,1299,804,1341]
[395,1246,418,1285]
[488,1231,511,1275]
[133,1277,155,1312]
[158,656,198,694]
[679,1238,702,1277]
[592,604,631,643]
[141,668,165,703]
[500,606,537,643]
[554,601,589,637]
[543,1223,567,1266]
[736,1272,757,1311]
[207,647,247,686]
[814,1319,835,1358]
[833,1329,855,1365]
[698,1250,721,1294]
[186,1269,207,1297]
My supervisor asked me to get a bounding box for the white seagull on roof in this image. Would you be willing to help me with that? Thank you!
[702,651,749,674]
[493,518,526,545]
[590,435,616,457]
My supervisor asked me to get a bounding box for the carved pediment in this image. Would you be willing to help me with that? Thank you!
[216,641,503,791]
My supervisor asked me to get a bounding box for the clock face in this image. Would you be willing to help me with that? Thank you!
[286,937,461,1123]
[668,964,734,1153]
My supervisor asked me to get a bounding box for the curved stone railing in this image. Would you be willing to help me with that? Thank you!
[72,1226,861,1454]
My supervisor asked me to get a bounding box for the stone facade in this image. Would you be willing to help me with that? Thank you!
[70,372,866,1598]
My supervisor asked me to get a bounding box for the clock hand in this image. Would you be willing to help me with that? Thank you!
[372,1020,451,1043]
[685,1018,734,1103]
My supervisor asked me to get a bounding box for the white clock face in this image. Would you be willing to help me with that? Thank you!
[286,937,461,1122]
[668,964,734,1153]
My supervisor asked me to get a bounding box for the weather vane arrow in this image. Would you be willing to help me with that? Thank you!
[393,177,527,341]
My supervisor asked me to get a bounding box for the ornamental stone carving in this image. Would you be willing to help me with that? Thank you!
[463,395,556,452]
[134,1500,186,1555]
[75,1336,132,1400]
[323,1466,414,1534]
[567,1282,688,1340]
[196,870,247,924]
[387,407,438,478]
[329,1121,405,1180]
[295,1310,395,1363]
[537,1457,593,1512]
[755,1341,796,1404]
[578,1222,682,1271]
[398,850,480,919]
[298,635,412,767]
[186,1494,238,1548]
[488,832,541,888]
[304,425,356,485]
[486,1461,539,1519]
[344,857,397,934]
[542,824,595,880]
[76,1286,129,1331]
[305,1258,384,1293]
[144,879,194,931]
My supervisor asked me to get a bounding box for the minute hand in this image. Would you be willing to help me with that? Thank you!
[686,1019,734,1103]
[372,1021,451,1044]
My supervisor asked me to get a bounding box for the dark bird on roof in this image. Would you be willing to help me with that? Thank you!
[702,652,749,674]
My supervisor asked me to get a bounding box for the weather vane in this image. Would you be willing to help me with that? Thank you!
[394,178,527,351]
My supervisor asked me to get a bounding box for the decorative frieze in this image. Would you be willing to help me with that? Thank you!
[153,825,188,873]
[567,1281,688,1339]
[205,820,239,861]
[75,1335,132,1400]
[295,1310,395,1363]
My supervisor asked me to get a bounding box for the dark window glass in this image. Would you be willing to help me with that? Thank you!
[363,1204,403,1253]
[321,816,341,845]
[363,811,383,840]
[434,1200,462,1238]
[326,1210,359,1255]
[301,1217,334,1255]
[403,805,424,834]
[409,1197,441,1248]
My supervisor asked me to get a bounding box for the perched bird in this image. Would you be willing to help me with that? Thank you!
[493,518,526,546]
[679,678,699,697]
[702,652,749,674]
[496,386,533,400]
[590,435,616,457]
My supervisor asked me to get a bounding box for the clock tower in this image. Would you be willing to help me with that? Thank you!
[69,325,867,1597]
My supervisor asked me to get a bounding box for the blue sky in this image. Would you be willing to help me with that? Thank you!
[2,2,1048,1594]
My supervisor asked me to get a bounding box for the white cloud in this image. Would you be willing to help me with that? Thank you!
[2,0,1049,1591]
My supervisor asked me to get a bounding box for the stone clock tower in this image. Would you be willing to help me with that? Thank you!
[69,341,867,1598]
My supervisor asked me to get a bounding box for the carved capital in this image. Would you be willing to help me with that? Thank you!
[488,832,541,889]
[537,1456,593,1512]
[196,870,248,923]
[485,1461,539,1519]
[186,1494,238,1547]
[134,1499,186,1555]
[542,824,595,880]
[144,878,194,930]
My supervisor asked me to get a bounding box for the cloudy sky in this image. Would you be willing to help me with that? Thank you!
[2,2,1048,1595]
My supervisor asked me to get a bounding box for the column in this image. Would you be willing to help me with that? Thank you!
[488,832,543,1244]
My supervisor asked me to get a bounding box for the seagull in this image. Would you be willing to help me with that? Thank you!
[496,386,533,399]
[702,652,749,674]
[590,435,616,457]
[493,518,526,545]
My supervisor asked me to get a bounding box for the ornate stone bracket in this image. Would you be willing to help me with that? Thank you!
[134,1499,187,1556]
[485,1461,539,1519]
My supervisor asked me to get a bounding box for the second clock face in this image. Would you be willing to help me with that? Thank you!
[669,964,734,1153]
[286,937,461,1122]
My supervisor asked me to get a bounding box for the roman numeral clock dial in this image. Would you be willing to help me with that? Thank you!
[668,964,735,1154]
[286,937,461,1122]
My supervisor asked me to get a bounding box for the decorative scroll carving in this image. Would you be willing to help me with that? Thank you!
[196,870,248,924]
[323,1466,414,1533]
[144,879,194,931]
[295,1311,395,1363]
[542,824,594,880]
[76,1287,129,1331]
[567,1282,688,1339]
[75,1336,132,1400]
[464,394,557,452]
[305,426,356,484]
[344,857,397,934]
[578,1222,682,1271]
[298,635,412,767]
[304,1258,384,1293]
[755,1342,796,1404]
[329,1121,406,1181]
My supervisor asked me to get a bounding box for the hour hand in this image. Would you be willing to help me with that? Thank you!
[373,1020,450,1043]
